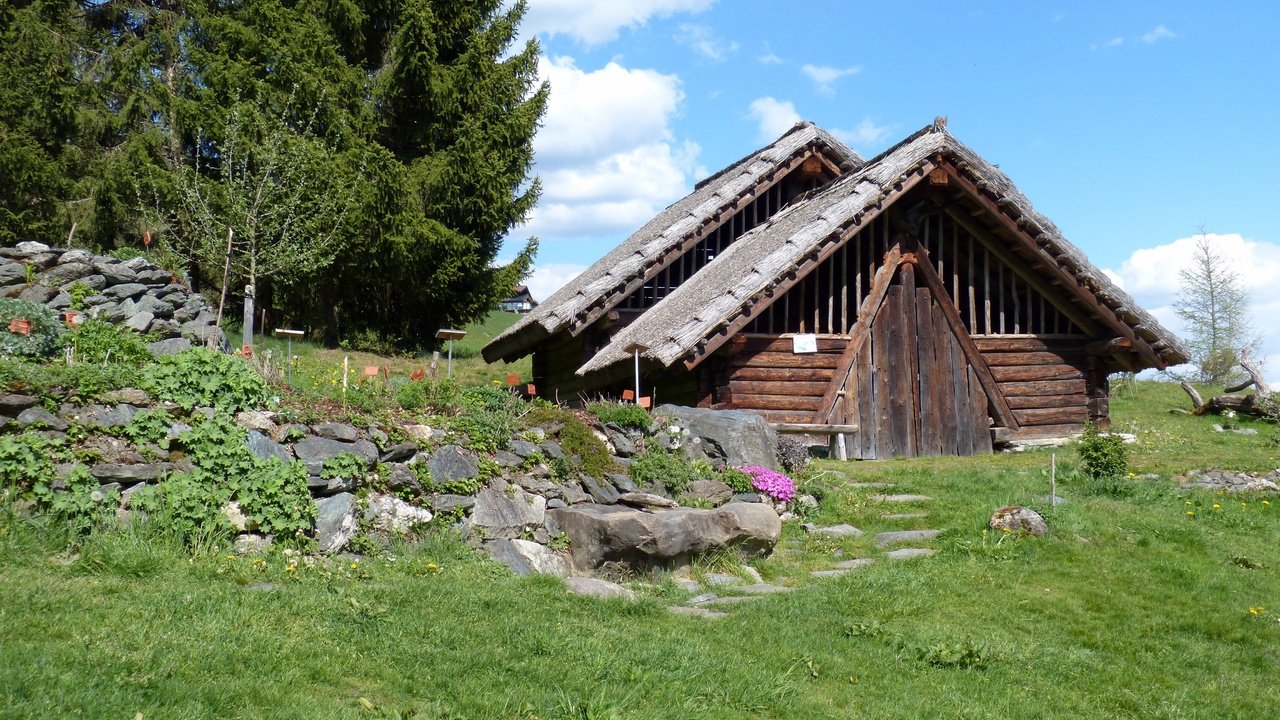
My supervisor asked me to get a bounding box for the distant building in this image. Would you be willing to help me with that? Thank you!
[499,285,538,313]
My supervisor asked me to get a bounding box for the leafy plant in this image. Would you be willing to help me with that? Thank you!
[452,385,525,452]
[776,435,811,475]
[0,297,62,358]
[558,415,619,478]
[0,431,60,493]
[33,465,118,536]
[322,452,369,483]
[629,450,696,494]
[721,466,754,494]
[59,319,153,365]
[1077,421,1128,480]
[237,458,316,538]
[396,377,458,413]
[67,280,94,310]
[587,400,649,431]
[145,347,269,413]
[120,408,175,448]
[914,639,992,669]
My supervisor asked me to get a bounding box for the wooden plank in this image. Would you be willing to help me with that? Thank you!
[972,336,1088,353]
[811,244,903,422]
[992,423,1085,444]
[730,367,832,383]
[932,291,959,455]
[773,423,860,434]
[732,393,821,411]
[728,380,831,396]
[1013,406,1090,425]
[908,237,1020,430]
[901,262,921,456]
[736,336,848,353]
[1006,394,1089,410]
[951,317,973,453]
[856,337,875,460]
[916,288,942,456]
[872,288,896,458]
[982,351,1084,367]
[998,379,1087,397]
[884,285,913,457]
[749,409,816,424]
[730,352,841,369]
[990,364,1086,382]
[971,364,993,453]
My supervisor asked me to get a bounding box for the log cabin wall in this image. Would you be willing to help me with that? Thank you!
[708,335,849,424]
[974,336,1099,440]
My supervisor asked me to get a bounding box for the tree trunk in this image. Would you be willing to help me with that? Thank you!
[1180,348,1272,417]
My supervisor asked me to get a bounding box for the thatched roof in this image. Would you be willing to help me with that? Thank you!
[577,123,1189,376]
[482,122,863,362]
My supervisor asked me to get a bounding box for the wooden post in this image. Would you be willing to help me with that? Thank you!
[242,284,254,350]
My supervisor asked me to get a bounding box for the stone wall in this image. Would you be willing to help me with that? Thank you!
[0,241,222,352]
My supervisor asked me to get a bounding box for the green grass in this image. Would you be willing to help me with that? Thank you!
[2,381,1278,718]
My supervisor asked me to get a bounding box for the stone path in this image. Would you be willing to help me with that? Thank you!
[664,481,947,618]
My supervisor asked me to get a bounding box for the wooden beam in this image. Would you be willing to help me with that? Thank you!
[810,244,904,423]
[1084,337,1131,356]
[773,423,859,435]
[939,162,1166,370]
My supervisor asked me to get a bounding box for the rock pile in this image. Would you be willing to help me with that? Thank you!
[1182,469,1280,493]
[1,241,222,351]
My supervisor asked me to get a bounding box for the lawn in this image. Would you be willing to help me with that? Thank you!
[2,381,1278,719]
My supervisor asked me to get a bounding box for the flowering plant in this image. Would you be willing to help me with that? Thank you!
[740,465,796,503]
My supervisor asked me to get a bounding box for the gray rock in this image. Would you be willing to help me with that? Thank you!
[580,474,621,504]
[704,572,741,586]
[470,480,546,540]
[94,261,137,285]
[486,538,569,576]
[66,404,138,429]
[731,492,763,503]
[222,501,249,531]
[48,291,71,310]
[40,262,92,285]
[668,606,727,618]
[379,442,418,463]
[653,404,779,469]
[307,475,355,496]
[89,463,172,484]
[685,478,733,505]
[550,502,781,571]
[349,439,380,464]
[18,284,57,303]
[70,274,106,291]
[493,450,523,468]
[617,492,678,509]
[235,410,278,434]
[883,512,929,519]
[58,249,92,264]
[539,441,564,460]
[737,583,794,595]
[608,473,637,493]
[314,422,360,442]
[0,393,38,416]
[564,577,635,600]
[133,294,174,318]
[833,557,877,570]
[427,445,479,486]
[509,439,541,458]
[429,494,476,514]
[514,475,557,495]
[17,406,68,431]
[246,430,292,463]
[874,529,942,548]
[989,506,1048,537]
[546,498,567,509]
[100,388,151,405]
[14,241,50,254]
[124,311,154,333]
[885,547,936,560]
[136,268,173,285]
[802,523,863,538]
[104,282,148,300]
[604,426,637,457]
[1183,469,1280,493]
[363,493,433,534]
[558,481,593,505]
[385,463,423,494]
[234,534,273,556]
[870,493,934,503]
[689,592,718,605]
[0,261,25,285]
[292,436,367,470]
[314,493,357,554]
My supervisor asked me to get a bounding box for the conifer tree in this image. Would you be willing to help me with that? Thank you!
[1174,233,1256,386]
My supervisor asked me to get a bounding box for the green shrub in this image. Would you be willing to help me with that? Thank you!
[587,400,650,430]
[67,281,94,310]
[559,416,619,478]
[0,298,62,359]
[145,347,270,413]
[0,432,60,493]
[629,450,697,494]
[396,378,458,413]
[1077,422,1128,479]
[237,458,315,538]
[59,319,153,366]
[120,408,175,448]
[34,465,118,536]
[721,466,754,494]
[451,386,525,452]
[322,452,369,482]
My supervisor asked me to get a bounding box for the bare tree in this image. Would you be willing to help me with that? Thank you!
[1174,230,1256,386]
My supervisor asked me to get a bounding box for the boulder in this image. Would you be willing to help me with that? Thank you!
[428,445,479,486]
[685,478,733,505]
[470,480,546,540]
[124,311,154,333]
[314,493,357,553]
[0,393,38,417]
[550,502,781,571]
[17,406,68,431]
[989,505,1048,537]
[40,261,92,285]
[363,493,433,534]
[94,261,137,285]
[133,294,174,318]
[313,422,360,442]
[486,538,569,577]
[245,430,292,463]
[292,436,368,472]
[0,262,25,285]
[384,463,423,494]
[379,442,418,463]
[653,405,779,470]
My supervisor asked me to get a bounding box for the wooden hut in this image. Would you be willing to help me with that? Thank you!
[484,121,1188,458]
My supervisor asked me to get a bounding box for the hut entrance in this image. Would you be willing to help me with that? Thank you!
[818,238,1010,459]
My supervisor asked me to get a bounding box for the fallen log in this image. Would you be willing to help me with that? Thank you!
[1180,348,1273,417]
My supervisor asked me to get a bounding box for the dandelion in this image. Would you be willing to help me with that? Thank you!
[1249,606,1264,616]
[1185,501,1193,506]
[1213,503,1222,510]
[1186,511,1195,517]
[350,562,358,569]
[1264,500,1272,507]
[226,555,236,561]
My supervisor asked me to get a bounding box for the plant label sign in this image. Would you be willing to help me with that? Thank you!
[792,334,817,354]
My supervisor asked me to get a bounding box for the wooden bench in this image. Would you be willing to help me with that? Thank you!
[771,423,860,461]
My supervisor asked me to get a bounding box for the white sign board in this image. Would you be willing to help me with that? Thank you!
[792,334,818,354]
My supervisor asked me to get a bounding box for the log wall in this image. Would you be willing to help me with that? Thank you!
[974,335,1096,440]
[710,334,847,424]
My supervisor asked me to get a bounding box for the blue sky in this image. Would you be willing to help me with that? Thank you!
[508,0,1280,375]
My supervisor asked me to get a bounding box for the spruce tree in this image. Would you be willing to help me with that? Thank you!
[1174,233,1256,386]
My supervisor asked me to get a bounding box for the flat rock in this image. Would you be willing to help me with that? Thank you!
[471,480,546,540]
[104,282,148,300]
[883,512,928,519]
[17,406,68,431]
[688,592,718,605]
[428,494,475,514]
[580,474,621,504]
[245,430,292,463]
[292,436,364,469]
[617,492,678,509]
[364,493,433,534]
[313,422,360,442]
[235,410,278,434]
[833,557,877,570]
[509,439,541,458]
[558,481,593,505]
[736,583,793,595]
[811,568,855,578]
[875,529,942,548]
[802,523,863,538]
[100,388,151,405]
[379,442,418,463]
[847,482,896,489]
[63,404,137,428]
[89,463,172,484]
[428,445,480,485]
[550,502,781,571]
[704,573,741,586]
[314,493,357,554]
[608,473,637,493]
[565,577,635,601]
[487,538,568,577]
[885,547,936,560]
[706,595,763,606]
[668,606,728,619]
[148,337,192,355]
[870,493,933,503]
[685,478,733,505]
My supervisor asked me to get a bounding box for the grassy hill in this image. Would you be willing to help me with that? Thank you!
[2,379,1278,718]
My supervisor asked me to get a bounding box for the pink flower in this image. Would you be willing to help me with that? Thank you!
[739,465,796,503]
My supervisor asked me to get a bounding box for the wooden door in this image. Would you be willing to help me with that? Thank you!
[849,262,994,459]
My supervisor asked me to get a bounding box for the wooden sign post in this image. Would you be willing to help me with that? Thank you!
[435,329,466,379]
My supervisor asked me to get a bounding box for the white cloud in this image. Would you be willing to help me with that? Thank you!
[525,262,589,304]
[519,56,701,241]
[833,118,893,150]
[757,44,784,65]
[676,23,737,61]
[1140,25,1176,43]
[747,97,801,142]
[1105,232,1280,382]
[800,63,862,95]
[523,0,716,46]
